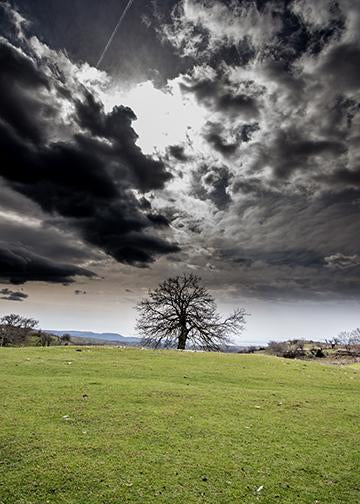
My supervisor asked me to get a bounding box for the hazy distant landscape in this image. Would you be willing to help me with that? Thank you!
[47,330,140,345]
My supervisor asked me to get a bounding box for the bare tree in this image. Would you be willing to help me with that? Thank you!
[0,314,39,346]
[338,329,360,353]
[325,338,338,349]
[136,274,247,351]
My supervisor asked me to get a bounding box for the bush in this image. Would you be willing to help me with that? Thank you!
[310,347,326,358]
[267,341,288,355]
[267,340,306,359]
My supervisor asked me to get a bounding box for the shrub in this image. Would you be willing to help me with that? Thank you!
[267,340,306,359]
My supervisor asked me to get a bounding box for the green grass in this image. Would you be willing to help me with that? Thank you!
[0,347,359,504]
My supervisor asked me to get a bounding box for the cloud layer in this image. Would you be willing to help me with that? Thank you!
[0,287,28,302]
[0,5,179,285]
[151,0,360,299]
[1,0,360,302]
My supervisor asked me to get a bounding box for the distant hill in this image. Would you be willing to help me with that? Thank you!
[46,330,140,345]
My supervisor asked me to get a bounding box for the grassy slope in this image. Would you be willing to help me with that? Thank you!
[0,347,359,504]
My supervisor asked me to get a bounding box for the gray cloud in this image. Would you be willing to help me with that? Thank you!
[0,242,95,285]
[1,1,360,304]
[203,122,239,158]
[0,12,179,270]
[325,253,360,270]
[168,145,189,162]
[152,0,360,301]
[0,287,28,302]
[180,77,260,119]
[250,127,347,179]
[191,164,233,211]
[320,43,360,92]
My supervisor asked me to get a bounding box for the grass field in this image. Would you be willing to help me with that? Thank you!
[0,347,359,504]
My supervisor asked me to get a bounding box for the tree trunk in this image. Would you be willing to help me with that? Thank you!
[177,327,188,350]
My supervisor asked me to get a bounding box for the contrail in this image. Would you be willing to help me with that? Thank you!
[96,0,136,68]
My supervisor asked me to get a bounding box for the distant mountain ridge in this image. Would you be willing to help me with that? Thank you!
[46,330,140,345]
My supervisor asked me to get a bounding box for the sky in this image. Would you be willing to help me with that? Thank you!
[0,0,360,344]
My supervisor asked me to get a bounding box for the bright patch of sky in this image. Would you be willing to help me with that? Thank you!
[102,78,206,155]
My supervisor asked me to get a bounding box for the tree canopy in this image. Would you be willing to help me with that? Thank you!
[0,313,39,346]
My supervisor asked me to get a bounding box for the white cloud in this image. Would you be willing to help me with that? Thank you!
[325,253,360,270]
[164,0,283,57]
[290,0,338,30]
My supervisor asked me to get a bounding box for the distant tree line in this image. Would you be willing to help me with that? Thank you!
[329,329,360,353]
[267,332,360,359]
[0,314,71,347]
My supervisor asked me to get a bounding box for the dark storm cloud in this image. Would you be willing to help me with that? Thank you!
[138,196,152,210]
[220,247,324,269]
[191,165,232,210]
[0,183,43,219]
[260,60,306,105]
[0,37,53,144]
[0,242,95,285]
[240,123,260,143]
[74,92,172,192]
[214,185,360,299]
[155,0,360,300]
[147,214,171,227]
[320,43,360,92]
[180,78,260,119]
[205,132,238,157]
[2,0,360,303]
[203,122,239,157]
[0,188,100,285]
[316,167,360,188]
[0,215,98,265]
[0,288,28,301]
[168,145,189,162]
[250,127,346,179]
[0,30,179,268]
